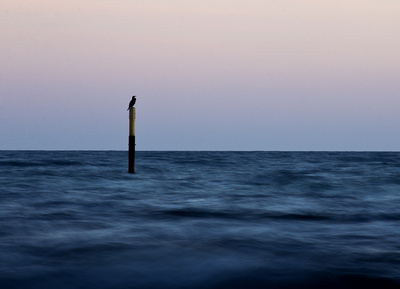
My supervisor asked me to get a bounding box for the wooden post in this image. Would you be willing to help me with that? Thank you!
[129,107,136,173]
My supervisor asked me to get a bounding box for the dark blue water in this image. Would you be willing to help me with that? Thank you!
[1,151,400,288]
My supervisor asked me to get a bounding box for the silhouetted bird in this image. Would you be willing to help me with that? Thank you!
[127,96,136,110]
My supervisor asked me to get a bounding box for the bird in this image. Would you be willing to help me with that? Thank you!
[127,96,136,110]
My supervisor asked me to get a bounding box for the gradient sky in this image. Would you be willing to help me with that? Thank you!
[1,0,399,150]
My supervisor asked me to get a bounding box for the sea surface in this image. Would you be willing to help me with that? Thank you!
[1,151,400,289]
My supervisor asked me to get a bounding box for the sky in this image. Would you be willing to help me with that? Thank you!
[1,0,399,150]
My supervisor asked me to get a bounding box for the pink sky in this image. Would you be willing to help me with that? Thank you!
[1,0,399,150]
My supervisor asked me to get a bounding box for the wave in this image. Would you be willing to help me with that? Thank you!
[0,160,83,167]
[150,208,400,223]
[1,267,399,289]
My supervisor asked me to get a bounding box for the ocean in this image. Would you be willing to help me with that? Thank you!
[1,151,400,289]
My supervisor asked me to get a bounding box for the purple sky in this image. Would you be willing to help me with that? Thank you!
[1,0,399,150]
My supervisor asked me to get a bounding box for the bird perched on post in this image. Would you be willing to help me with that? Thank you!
[127,96,136,110]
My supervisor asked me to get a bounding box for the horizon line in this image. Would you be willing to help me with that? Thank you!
[1,150,399,153]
